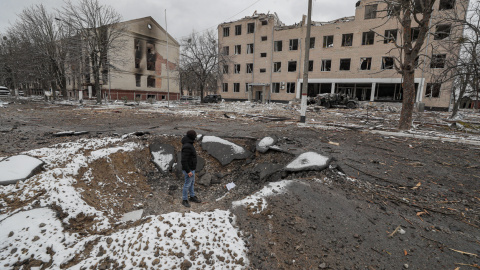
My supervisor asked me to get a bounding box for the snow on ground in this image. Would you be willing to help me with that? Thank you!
[202,136,246,155]
[232,180,299,214]
[0,136,251,269]
[151,150,174,172]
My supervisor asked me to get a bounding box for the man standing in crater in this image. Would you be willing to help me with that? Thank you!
[181,130,202,207]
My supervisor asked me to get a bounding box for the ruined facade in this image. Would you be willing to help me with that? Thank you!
[66,17,180,101]
[218,0,466,110]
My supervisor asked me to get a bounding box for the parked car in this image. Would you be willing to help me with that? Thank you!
[0,86,11,97]
[203,94,222,103]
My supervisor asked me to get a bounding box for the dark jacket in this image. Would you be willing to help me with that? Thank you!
[181,135,197,173]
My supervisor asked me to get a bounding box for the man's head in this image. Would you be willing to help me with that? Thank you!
[187,130,197,140]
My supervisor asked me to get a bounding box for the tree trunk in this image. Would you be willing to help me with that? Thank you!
[399,71,416,130]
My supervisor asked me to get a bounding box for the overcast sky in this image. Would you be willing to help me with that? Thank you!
[0,0,358,41]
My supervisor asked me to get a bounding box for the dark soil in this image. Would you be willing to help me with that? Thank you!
[1,99,479,270]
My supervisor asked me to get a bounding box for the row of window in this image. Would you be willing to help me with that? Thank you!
[224,54,446,74]
[222,82,443,98]
[221,82,296,94]
[223,20,268,37]
[222,0,455,38]
[364,0,455,20]
[223,24,451,57]
[135,74,156,88]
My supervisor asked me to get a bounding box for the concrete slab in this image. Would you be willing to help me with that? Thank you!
[0,155,44,185]
[150,142,175,173]
[285,152,331,172]
[120,209,144,222]
[201,136,252,166]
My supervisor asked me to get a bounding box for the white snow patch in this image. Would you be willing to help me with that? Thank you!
[202,136,246,154]
[151,150,174,171]
[286,152,330,170]
[0,155,44,184]
[232,180,295,214]
[120,209,144,222]
[258,137,274,148]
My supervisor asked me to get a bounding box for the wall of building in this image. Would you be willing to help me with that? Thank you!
[65,17,180,101]
[218,0,466,109]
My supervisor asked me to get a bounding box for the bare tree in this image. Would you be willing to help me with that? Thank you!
[179,30,228,102]
[58,0,124,104]
[382,0,438,130]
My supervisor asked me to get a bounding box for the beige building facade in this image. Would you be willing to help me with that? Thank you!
[66,16,180,101]
[218,0,466,110]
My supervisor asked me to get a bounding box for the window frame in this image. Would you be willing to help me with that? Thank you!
[234,45,241,55]
[381,57,395,70]
[384,29,398,44]
[272,82,280,93]
[274,40,283,52]
[339,58,351,71]
[223,27,230,37]
[360,57,372,70]
[342,34,353,47]
[286,82,295,94]
[430,54,447,69]
[222,83,229,92]
[235,25,242,35]
[288,61,297,72]
[247,23,255,34]
[321,59,332,71]
[362,31,375,45]
[234,64,241,74]
[234,83,240,92]
[273,62,282,73]
[323,35,334,48]
[246,63,253,73]
[247,43,254,54]
[425,83,441,98]
[365,4,378,19]
[289,39,299,50]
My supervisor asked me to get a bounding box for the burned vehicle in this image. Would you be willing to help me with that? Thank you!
[314,92,358,109]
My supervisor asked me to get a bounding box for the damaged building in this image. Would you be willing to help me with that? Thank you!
[66,16,180,101]
[218,0,466,110]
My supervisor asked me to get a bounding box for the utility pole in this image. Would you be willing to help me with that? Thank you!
[165,9,170,107]
[300,0,313,123]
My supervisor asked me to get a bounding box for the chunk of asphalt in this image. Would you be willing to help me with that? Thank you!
[201,136,252,166]
[285,152,331,172]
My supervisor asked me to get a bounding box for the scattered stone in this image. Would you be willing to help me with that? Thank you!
[198,173,212,186]
[180,259,192,270]
[256,136,278,153]
[254,163,283,181]
[404,263,409,269]
[319,262,327,269]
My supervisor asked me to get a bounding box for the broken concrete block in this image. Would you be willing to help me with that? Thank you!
[201,136,252,166]
[285,152,331,172]
[255,163,284,180]
[150,142,175,173]
[198,173,212,187]
[256,136,278,153]
[0,155,44,185]
[120,209,144,222]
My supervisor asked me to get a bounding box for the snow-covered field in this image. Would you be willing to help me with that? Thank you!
[0,135,306,269]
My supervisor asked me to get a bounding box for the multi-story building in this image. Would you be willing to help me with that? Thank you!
[218,0,466,110]
[66,16,180,101]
